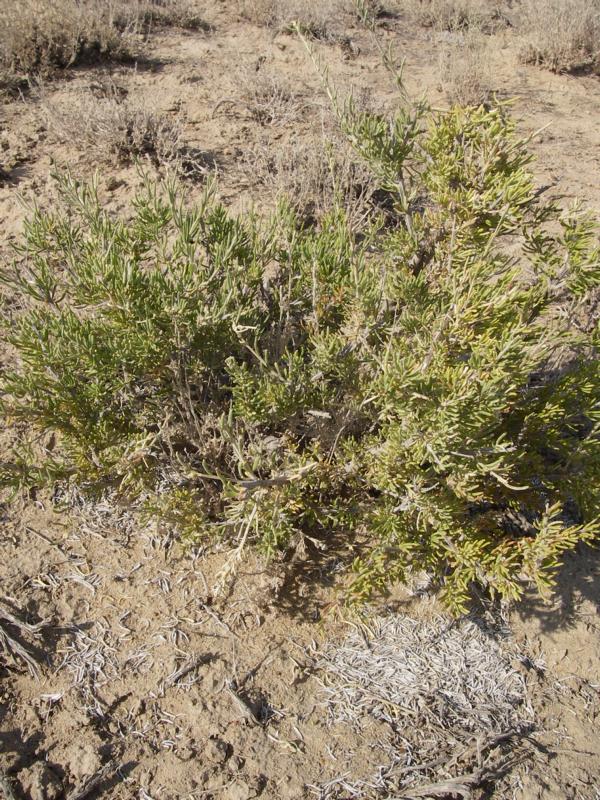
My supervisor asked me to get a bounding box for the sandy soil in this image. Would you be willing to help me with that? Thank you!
[1,3,599,799]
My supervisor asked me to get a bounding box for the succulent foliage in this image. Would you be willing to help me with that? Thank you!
[2,102,599,611]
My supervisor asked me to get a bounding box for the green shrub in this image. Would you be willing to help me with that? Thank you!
[1,102,599,611]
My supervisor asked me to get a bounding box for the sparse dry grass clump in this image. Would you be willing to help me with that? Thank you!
[42,85,183,166]
[41,83,207,177]
[236,0,278,26]
[409,0,505,32]
[0,0,129,81]
[245,134,379,224]
[520,0,600,73]
[237,0,345,38]
[439,31,493,105]
[352,0,387,24]
[0,0,210,89]
[141,0,214,32]
[227,67,305,126]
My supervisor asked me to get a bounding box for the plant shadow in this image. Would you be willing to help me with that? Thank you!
[268,531,600,631]
[513,542,600,633]
[271,527,368,621]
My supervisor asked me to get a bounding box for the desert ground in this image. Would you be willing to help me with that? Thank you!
[1,2,599,799]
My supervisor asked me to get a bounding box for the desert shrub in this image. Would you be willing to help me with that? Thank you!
[439,31,493,105]
[236,0,279,26]
[0,0,209,85]
[244,133,380,224]
[519,0,600,73]
[239,0,391,31]
[352,0,387,24]
[222,67,304,127]
[0,0,131,79]
[41,85,190,170]
[140,0,213,31]
[408,0,506,32]
[1,101,599,612]
[237,0,346,38]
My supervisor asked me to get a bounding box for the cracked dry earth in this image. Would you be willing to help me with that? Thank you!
[1,2,600,798]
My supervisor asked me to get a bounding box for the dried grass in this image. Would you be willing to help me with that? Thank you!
[0,0,210,88]
[58,620,120,718]
[313,615,533,798]
[439,31,493,105]
[0,0,132,78]
[237,0,347,38]
[408,0,506,32]
[221,66,306,126]
[41,83,205,175]
[141,0,213,32]
[59,484,144,546]
[351,0,388,24]
[319,615,527,730]
[0,601,45,677]
[520,0,600,73]
[244,134,380,225]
